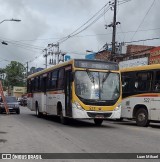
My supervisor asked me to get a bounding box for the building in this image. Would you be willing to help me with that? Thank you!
[119,57,149,69]
[95,50,112,61]
[28,67,44,75]
[95,44,156,63]
[149,47,160,64]
[123,45,154,61]
[13,86,27,98]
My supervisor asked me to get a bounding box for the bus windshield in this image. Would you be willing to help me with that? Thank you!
[75,71,120,101]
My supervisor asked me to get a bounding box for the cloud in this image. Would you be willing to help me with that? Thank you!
[0,0,159,69]
[0,0,50,68]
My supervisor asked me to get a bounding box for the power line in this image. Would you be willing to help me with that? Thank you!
[131,0,156,41]
[56,0,132,44]
[125,37,160,44]
[118,0,132,5]
[57,1,110,43]
[0,0,137,67]
[2,27,159,42]
[1,26,160,45]
[0,37,45,50]
[58,9,111,43]
[27,36,160,66]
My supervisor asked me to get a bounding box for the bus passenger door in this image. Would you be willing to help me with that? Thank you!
[65,67,72,117]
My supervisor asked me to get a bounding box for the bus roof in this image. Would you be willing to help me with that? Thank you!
[120,64,160,73]
[27,59,74,79]
[27,59,119,79]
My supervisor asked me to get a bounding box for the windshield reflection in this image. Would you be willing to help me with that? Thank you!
[75,71,120,101]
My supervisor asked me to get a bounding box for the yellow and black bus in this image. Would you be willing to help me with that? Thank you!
[27,59,121,125]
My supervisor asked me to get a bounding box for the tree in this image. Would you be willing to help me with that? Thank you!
[4,61,26,87]
[0,68,5,74]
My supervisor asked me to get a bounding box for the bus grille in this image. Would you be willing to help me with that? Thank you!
[87,112,112,118]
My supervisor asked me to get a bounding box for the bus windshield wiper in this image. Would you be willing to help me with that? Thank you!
[86,69,95,84]
[102,70,111,83]
[101,71,111,95]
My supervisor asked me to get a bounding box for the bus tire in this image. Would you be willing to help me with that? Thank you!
[60,111,67,125]
[16,109,20,114]
[36,104,42,118]
[135,108,149,127]
[94,119,103,126]
[115,118,123,121]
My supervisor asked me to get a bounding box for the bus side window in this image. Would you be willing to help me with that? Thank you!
[58,69,64,89]
[155,82,160,91]
[154,71,160,91]
[122,75,132,92]
[40,74,47,93]
[135,72,152,92]
[51,71,58,89]
[135,81,138,89]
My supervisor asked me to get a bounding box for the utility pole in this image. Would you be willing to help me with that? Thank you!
[43,48,49,68]
[111,0,117,58]
[47,42,66,66]
[48,42,61,65]
[105,0,120,61]
[57,42,60,64]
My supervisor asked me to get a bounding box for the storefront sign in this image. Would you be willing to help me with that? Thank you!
[13,87,27,93]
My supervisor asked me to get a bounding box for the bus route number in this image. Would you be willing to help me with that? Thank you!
[89,107,95,111]
[144,98,150,103]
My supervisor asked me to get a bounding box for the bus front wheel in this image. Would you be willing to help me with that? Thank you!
[94,119,103,126]
[135,108,149,127]
[60,111,68,125]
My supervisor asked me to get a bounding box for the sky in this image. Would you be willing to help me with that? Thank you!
[0,0,159,70]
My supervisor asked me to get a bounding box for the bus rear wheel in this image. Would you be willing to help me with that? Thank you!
[135,108,149,127]
[36,105,42,118]
[94,119,103,126]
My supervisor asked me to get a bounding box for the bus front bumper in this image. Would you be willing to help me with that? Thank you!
[72,103,121,119]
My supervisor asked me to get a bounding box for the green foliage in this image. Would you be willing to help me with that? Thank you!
[0,68,5,73]
[4,61,26,87]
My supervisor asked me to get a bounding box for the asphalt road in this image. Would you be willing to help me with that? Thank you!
[0,106,160,162]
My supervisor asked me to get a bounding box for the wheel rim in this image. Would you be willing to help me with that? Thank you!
[138,112,145,122]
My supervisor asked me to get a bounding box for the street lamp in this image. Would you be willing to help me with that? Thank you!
[1,41,8,45]
[86,50,94,53]
[0,18,21,24]
[0,18,21,45]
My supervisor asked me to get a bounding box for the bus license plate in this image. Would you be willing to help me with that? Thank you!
[95,114,104,118]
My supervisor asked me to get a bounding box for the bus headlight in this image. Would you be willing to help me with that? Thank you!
[74,102,84,111]
[114,104,121,111]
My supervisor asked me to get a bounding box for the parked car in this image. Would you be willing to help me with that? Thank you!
[20,96,27,106]
[0,96,20,114]
[17,97,22,105]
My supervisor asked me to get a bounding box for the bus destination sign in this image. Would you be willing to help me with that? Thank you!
[74,60,119,70]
